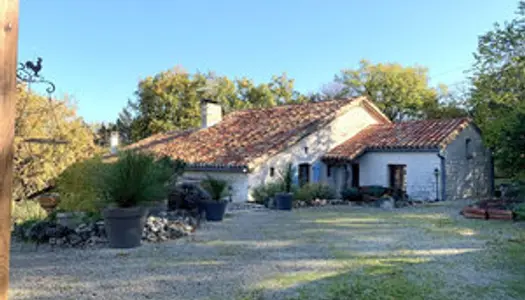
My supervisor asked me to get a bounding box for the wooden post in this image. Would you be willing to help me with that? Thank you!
[0,0,19,299]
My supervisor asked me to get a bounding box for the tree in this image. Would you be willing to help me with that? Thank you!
[92,122,117,147]
[121,68,310,142]
[335,59,444,121]
[423,86,469,119]
[14,89,99,200]
[469,1,525,180]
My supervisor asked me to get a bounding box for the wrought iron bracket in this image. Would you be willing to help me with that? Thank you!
[16,57,55,94]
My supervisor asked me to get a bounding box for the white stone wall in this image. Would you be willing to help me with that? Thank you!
[356,152,442,201]
[181,171,249,203]
[247,103,384,199]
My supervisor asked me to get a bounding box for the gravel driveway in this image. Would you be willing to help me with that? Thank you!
[9,201,525,300]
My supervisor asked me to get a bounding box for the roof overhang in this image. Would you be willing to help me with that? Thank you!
[323,146,440,163]
[185,163,249,173]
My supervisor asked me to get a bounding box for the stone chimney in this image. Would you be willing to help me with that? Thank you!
[200,99,222,128]
[110,131,119,154]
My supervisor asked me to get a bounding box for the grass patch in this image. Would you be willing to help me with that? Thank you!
[286,265,444,300]
[234,288,265,300]
[259,271,340,289]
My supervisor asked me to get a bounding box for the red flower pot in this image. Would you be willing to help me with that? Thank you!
[462,207,488,219]
[487,208,513,221]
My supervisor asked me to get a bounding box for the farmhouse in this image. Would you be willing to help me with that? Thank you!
[124,97,494,202]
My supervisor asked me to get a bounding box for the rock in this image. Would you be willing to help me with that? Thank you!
[67,233,83,246]
[141,212,197,243]
[378,197,395,209]
[14,209,199,247]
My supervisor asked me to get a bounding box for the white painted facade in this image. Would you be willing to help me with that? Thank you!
[247,103,384,200]
[355,151,442,201]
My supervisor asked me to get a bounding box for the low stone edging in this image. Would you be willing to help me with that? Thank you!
[12,210,200,248]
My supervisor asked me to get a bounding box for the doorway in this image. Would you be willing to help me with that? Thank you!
[388,164,406,191]
[298,163,310,187]
[351,164,360,187]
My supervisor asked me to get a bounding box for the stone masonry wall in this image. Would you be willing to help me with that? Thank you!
[444,124,492,200]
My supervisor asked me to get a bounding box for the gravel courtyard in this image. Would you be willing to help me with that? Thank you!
[9,201,525,300]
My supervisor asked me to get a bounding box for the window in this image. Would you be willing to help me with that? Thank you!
[326,165,332,177]
[466,138,473,159]
[304,147,309,154]
[269,167,275,177]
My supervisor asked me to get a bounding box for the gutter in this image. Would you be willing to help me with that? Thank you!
[437,150,446,201]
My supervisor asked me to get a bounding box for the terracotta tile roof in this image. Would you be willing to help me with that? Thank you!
[124,97,372,168]
[324,118,471,161]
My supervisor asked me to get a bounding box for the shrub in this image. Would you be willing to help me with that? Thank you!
[504,182,525,200]
[200,175,229,201]
[278,163,295,193]
[341,187,362,202]
[294,183,337,202]
[56,156,105,214]
[96,151,174,208]
[514,203,525,221]
[168,182,210,210]
[11,200,47,224]
[360,185,389,198]
[251,181,284,204]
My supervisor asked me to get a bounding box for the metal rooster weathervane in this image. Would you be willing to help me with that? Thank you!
[16,57,55,94]
[16,57,67,145]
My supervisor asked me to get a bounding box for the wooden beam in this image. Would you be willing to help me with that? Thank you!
[0,0,19,299]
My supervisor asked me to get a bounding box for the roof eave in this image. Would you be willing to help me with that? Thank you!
[185,163,250,173]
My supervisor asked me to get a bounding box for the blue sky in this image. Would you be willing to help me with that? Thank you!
[19,0,519,123]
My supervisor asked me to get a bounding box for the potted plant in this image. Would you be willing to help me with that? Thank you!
[200,175,229,221]
[275,163,295,210]
[97,151,173,248]
[144,157,186,216]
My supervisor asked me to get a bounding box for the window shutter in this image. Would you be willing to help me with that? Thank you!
[313,161,321,182]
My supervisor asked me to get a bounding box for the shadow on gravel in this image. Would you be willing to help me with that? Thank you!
[8,204,525,300]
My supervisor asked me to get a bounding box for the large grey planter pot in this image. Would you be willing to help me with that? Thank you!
[201,201,228,221]
[57,212,86,230]
[275,193,293,210]
[103,206,148,249]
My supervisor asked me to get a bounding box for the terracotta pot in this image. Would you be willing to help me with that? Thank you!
[487,208,513,220]
[462,207,487,219]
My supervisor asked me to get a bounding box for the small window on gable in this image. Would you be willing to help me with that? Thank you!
[327,165,332,177]
[270,167,275,177]
[304,147,309,154]
[466,138,473,159]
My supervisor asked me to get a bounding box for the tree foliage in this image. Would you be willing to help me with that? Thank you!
[119,68,309,142]
[335,59,452,121]
[14,89,99,200]
[469,1,525,179]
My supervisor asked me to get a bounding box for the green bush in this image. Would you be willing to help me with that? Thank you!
[514,203,525,221]
[294,183,337,202]
[341,187,362,201]
[56,156,105,214]
[278,163,295,193]
[11,200,47,224]
[251,181,284,204]
[96,151,174,208]
[201,175,229,201]
[360,185,388,198]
